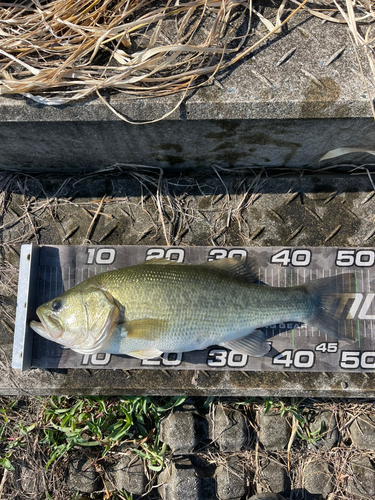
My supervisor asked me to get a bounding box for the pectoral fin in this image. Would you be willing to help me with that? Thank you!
[128,348,163,359]
[221,330,271,357]
[126,319,168,340]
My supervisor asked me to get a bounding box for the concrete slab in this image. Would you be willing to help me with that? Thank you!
[3,341,375,397]
[1,8,374,172]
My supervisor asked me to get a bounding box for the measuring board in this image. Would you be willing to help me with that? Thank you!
[12,244,375,372]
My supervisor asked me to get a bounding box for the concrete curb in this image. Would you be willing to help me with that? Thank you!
[1,9,374,172]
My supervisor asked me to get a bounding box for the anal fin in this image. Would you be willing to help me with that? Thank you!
[221,330,270,357]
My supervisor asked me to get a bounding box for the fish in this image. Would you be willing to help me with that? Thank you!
[30,257,355,360]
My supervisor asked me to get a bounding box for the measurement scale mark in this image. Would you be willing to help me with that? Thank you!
[290,268,295,348]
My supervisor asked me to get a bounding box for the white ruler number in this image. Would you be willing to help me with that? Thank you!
[207,349,248,367]
[336,249,375,267]
[142,352,182,366]
[87,248,116,265]
[271,249,311,267]
[273,350,315,369]
[145,248,185,262]
[207,248,247,261]
[82,353,112,365]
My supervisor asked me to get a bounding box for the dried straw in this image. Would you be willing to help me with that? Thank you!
[0,0,373,114]
[0,0,254,105]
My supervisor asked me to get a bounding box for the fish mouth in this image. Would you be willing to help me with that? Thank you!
[30,315,63,340]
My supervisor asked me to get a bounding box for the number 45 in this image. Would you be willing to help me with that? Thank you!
[315,342,338,353]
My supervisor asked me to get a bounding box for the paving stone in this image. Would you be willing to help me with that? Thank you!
[215,457,247,500]
[17,463,45,497]
[211,406,249,452]
[304,460,333,499]
[105,451,146,495]
[249,494,286,500]
[67,457,100,493]
[160,410,209,454]
[258,412,290,451]
[257,460,289,497]
[158,457,216,500]
[309,411,338,450]
[348,456,375,498]
[349,415,375,449]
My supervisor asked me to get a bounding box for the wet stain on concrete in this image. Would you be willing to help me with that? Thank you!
[156,154,184,165]
[212,141,236,152]
[205,121,241,140]
[212,150,246,164]
[157,143,184,153]
[301,78,344,118]
[241,132,301,165]
[203,128,302,166]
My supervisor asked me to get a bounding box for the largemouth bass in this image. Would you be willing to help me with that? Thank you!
[30,258,354,359]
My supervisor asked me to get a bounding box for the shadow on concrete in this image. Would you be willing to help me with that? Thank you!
[1,167,374,205]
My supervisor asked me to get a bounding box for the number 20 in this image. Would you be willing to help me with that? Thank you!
[145,248,185,262]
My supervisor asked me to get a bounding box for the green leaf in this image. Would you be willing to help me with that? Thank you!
[202,396,215,411]
[1,457,15,471]
[264,399,272,414]
[289,410,304,424]
[148,463,163,471]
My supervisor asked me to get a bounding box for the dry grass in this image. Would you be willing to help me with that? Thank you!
[0,0,374,118]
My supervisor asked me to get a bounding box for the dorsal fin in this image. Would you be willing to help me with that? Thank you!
[142,256,259,283]
[142,258,181,265]
[200,257,259,283]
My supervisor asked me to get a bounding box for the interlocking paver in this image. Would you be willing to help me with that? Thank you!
[158,457,216,500]
[211,406,249,452]
[215,457,247,500]
[304,460,333,499]
[309,411,338,450]
[67,457,100,494]
[350,415,375,449]
[160,410,209,454]
[348,456,375,498]
[106,451,146,495]
[258,412,290,451]
[258,460,289,497]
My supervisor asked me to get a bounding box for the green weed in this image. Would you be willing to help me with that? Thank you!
[0,395,186,473]
[40,395,186,469]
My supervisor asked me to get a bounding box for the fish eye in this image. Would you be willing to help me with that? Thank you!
[52,300,62,311]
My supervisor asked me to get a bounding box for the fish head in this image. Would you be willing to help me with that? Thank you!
[30,286,121,354]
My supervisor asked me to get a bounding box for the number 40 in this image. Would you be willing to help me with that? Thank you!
[270,249,311,267]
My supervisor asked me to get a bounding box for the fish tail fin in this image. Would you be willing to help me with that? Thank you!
[303,272,356,339]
